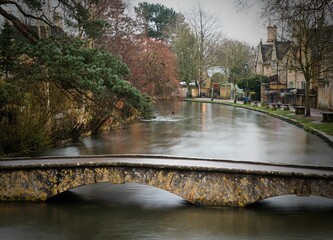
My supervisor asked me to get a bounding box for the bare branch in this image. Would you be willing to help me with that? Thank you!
[0,0,53,26]
[0,7,39,43]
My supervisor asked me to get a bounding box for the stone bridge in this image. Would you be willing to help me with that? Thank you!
[0,155,333,207]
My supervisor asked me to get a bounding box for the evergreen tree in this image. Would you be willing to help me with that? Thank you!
[135,2,177,40]
[0,21,15,79]
[14,36,152,128]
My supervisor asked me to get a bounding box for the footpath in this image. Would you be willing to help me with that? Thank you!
[187,98,333,148]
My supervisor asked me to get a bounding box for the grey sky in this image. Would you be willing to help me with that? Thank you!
[130,0,267,47]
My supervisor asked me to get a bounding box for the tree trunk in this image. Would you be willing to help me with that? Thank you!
[305,79,311,116]
[198,84,201,98]
[187,87,192,98]
[90,115,111,136]
[233,80,237,104]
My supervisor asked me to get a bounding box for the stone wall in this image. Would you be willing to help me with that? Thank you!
[318,80,333,110]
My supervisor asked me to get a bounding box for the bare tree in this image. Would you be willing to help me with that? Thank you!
[168,14,198,97]
[185,1,223,97]
[217,39,253,103]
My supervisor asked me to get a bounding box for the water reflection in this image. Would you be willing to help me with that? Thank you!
[1,183,333,240]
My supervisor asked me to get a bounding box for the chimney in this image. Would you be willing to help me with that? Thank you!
[267,24,277,44]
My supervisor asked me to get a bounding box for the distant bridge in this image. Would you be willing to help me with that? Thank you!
[0,155,333,207]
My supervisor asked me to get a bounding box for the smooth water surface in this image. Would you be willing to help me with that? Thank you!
[2,101,333,240]
[39,101,333,166]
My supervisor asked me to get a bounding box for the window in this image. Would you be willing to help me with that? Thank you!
[301,81,306,89]
[289,81,294,88]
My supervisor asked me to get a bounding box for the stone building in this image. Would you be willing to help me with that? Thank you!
[255,24,314,106]
[255,24,307,89]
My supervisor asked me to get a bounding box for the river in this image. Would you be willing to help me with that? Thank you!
[1,101,333,240]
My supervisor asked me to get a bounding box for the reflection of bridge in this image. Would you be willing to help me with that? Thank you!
[1,155,333,207]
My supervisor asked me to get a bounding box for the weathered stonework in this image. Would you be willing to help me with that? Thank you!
[1,156,333,207]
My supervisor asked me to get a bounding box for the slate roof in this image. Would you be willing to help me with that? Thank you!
[259,40,291,64]
[261,44,272,64]
[276,41,292,60]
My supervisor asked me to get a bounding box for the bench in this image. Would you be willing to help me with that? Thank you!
[276,103,282,109]
[321,112,333,122]
[294,106,305,115]
[269,103,281,110]
[282,104,290,110]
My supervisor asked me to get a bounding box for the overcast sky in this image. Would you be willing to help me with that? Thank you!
[130,0,268,46]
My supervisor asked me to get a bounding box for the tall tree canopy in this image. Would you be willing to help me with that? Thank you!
[135,2,177,40]
[100,1,179,113]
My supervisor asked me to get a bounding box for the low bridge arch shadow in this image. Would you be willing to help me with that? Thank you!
[48,182,192,208]
[246,195,333,213]
[1,155,333,207]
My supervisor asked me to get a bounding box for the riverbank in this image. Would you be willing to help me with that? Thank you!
[184,98,333,148]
